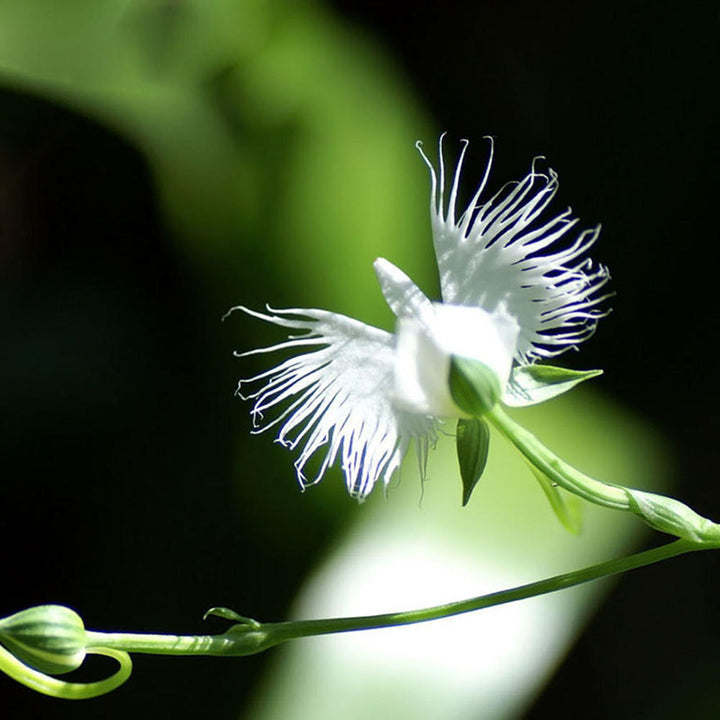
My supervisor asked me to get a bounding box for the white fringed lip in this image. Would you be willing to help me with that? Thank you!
[230,305,437,501]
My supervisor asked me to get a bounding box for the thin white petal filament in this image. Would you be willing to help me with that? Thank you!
[230,306,437,500]
[422,140,610,364]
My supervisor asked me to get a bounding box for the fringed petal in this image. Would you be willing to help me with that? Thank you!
[417,137,610,364]
[230,306,438,500]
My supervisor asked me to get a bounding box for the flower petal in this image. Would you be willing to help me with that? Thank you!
[417,137,610,364]
[394,303,519,416]
[232,306,438,500]
[373,257,434,322]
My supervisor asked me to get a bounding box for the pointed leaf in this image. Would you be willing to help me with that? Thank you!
[505,365,603,407]
[456,418,491,506]
[526,462,584,534]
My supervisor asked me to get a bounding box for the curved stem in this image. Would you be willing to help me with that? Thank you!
[486,405,720,544]
[261,538,695,644]
[2,538,703,701]
[88,539,698,655]
[0,644,132,699]
[487,404,629,509]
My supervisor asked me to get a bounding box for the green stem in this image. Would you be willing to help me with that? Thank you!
[259,538,696,644]
[0,644,131,699]
[85,632,220,655]
[487,405,720,544]
[487,404,629,510]
[89,538,698,655]
[2,539,704,699]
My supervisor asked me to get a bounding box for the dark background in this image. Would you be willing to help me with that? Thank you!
[1,1,719,717]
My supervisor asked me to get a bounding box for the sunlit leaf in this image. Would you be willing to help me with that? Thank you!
[506,364,602,407]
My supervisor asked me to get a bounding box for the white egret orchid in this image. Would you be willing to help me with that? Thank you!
[232,138,610,501]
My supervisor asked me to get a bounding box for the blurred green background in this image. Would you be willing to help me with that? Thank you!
[1,1,719,718]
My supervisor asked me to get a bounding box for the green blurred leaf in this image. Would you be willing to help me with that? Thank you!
[456,418,491,507]
[0,0,432,313]
[526,462,584,535]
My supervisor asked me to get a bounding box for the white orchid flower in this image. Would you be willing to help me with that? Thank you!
[231,137,610,501]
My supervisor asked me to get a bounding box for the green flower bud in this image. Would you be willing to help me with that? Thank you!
[625,489,720,546]
[448,356,502,417]
[0,605,87,675]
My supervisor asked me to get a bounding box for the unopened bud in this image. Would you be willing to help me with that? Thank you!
[449,356,502,416]
[625,489,720,546]
[0,605,87,675]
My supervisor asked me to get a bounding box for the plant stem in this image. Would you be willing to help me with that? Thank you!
[0,644,131,699]
[487,404,630,509]
[88,539,698,656]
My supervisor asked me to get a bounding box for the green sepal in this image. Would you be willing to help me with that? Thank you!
[506,365,603,407]
[449,356,502,417]
[456,417,491,506]
[526,463,584,535]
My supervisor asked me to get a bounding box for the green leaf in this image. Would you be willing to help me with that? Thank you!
[456,417,491,506]
[526,463,584,534]
[505,365,603,407]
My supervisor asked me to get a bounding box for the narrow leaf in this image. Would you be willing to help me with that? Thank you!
[456,417,491,506]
